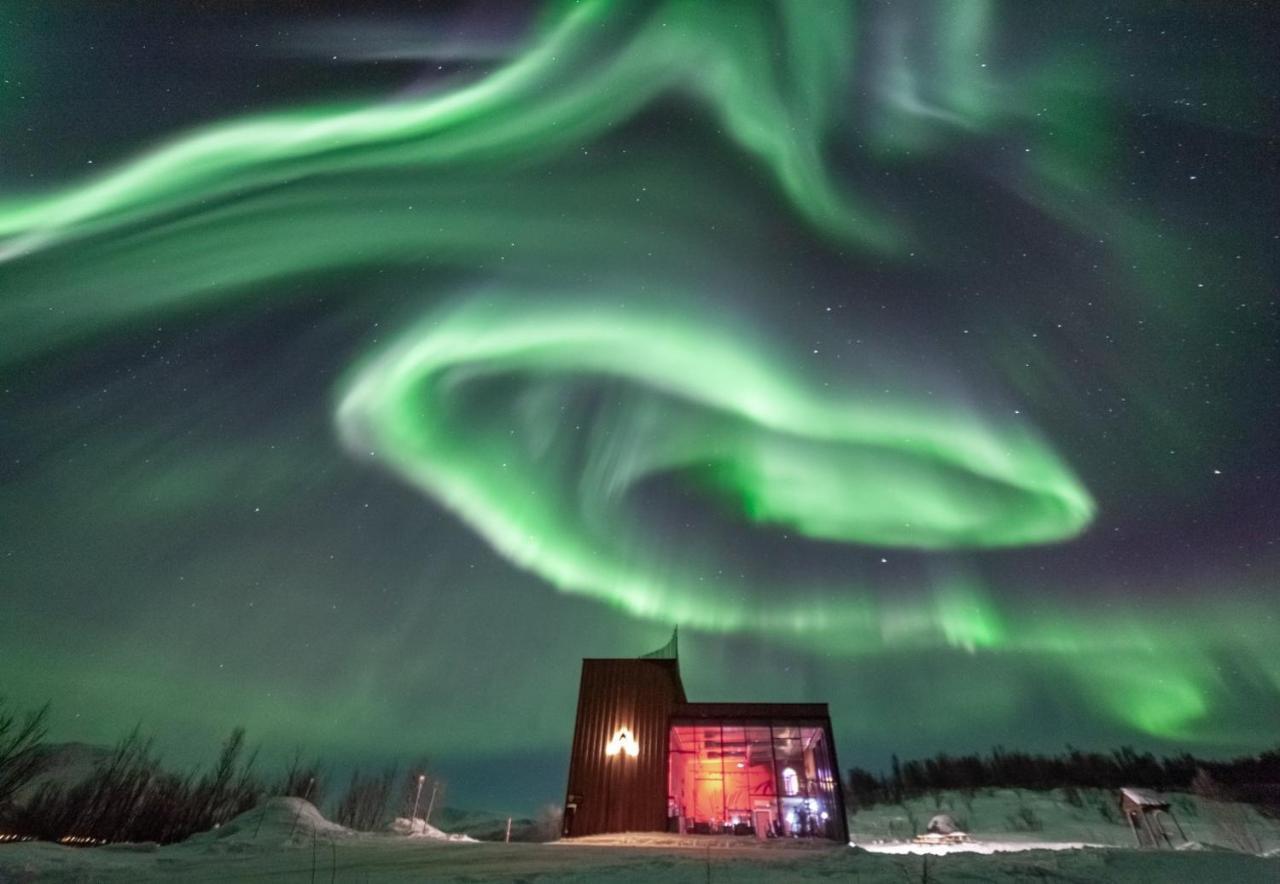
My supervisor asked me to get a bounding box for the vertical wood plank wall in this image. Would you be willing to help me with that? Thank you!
[562,659,686,836]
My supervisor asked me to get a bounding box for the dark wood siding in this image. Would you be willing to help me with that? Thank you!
[562,659,686,836]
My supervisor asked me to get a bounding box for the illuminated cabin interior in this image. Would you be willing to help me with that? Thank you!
[668,719,840,838]
[562,631,847,841]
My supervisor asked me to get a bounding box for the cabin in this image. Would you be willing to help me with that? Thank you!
[1119,787,1186,848]
[561,631,848,842]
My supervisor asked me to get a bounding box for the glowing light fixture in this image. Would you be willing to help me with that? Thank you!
[605,727,639,758]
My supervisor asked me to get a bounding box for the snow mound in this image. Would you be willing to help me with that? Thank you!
[389,817,477,842]
[927,814,961,835]
[191,797,352,849]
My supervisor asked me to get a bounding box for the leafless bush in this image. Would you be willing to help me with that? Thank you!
[334,767,396,831]
[273,749,326,808]
[0,699,49,812]
[4,726,262,845]
[188,727,261,835]
[1193,769,1260,853]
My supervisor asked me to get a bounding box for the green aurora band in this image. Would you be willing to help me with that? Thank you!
[337,298,1093,634]
[2,0,1275,748]
[0,0,1112,362]
[0,1,888,268]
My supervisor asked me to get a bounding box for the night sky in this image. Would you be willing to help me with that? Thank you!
[2,2,1278,813]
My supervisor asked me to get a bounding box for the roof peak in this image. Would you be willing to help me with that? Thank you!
[639,627,678,660]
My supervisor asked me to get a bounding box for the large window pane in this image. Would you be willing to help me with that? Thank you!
[744,726,776,836]
[669,720,840,840]
[668,725,724,833]
[719,726,752,831]
[801,725,838,839]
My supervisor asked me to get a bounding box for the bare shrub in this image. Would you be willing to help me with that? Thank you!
[0,700,49,812]
[274,749,326,808]
[1192,769,1260,853]
[334,767,396,831]
[4,726,262,845]
[188,728,261,835]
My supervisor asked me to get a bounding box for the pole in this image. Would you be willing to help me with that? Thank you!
[411,775,426,825]
[425,784,439,825]
[505,817,512,843]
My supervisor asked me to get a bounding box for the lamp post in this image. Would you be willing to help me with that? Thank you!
[424,783,439,825]
[411,774,426,825]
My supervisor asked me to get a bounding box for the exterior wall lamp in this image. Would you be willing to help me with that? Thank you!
[605,727,639,757]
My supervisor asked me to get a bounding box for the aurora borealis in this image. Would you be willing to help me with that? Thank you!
[2,2,1278,810]
[337,296,1094,636]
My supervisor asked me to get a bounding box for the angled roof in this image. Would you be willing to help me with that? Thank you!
[640,628,679,660]
[1120,787,1169,808]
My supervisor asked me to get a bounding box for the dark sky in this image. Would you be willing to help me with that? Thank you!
[2,1,1278,813]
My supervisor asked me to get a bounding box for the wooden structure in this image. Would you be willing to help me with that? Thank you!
[562,632,848,841]
[1119,787,1186,848]
[561,656,688,836]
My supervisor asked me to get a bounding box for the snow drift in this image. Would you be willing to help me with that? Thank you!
[389,817,477,842]
[188,797,352,849]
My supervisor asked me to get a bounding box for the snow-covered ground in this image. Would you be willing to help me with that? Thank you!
[1,793,1277,882]
[849,786,1280,853]
[3,834,1278,882]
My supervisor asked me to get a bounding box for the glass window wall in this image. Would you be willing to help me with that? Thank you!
[667,720,840,840]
